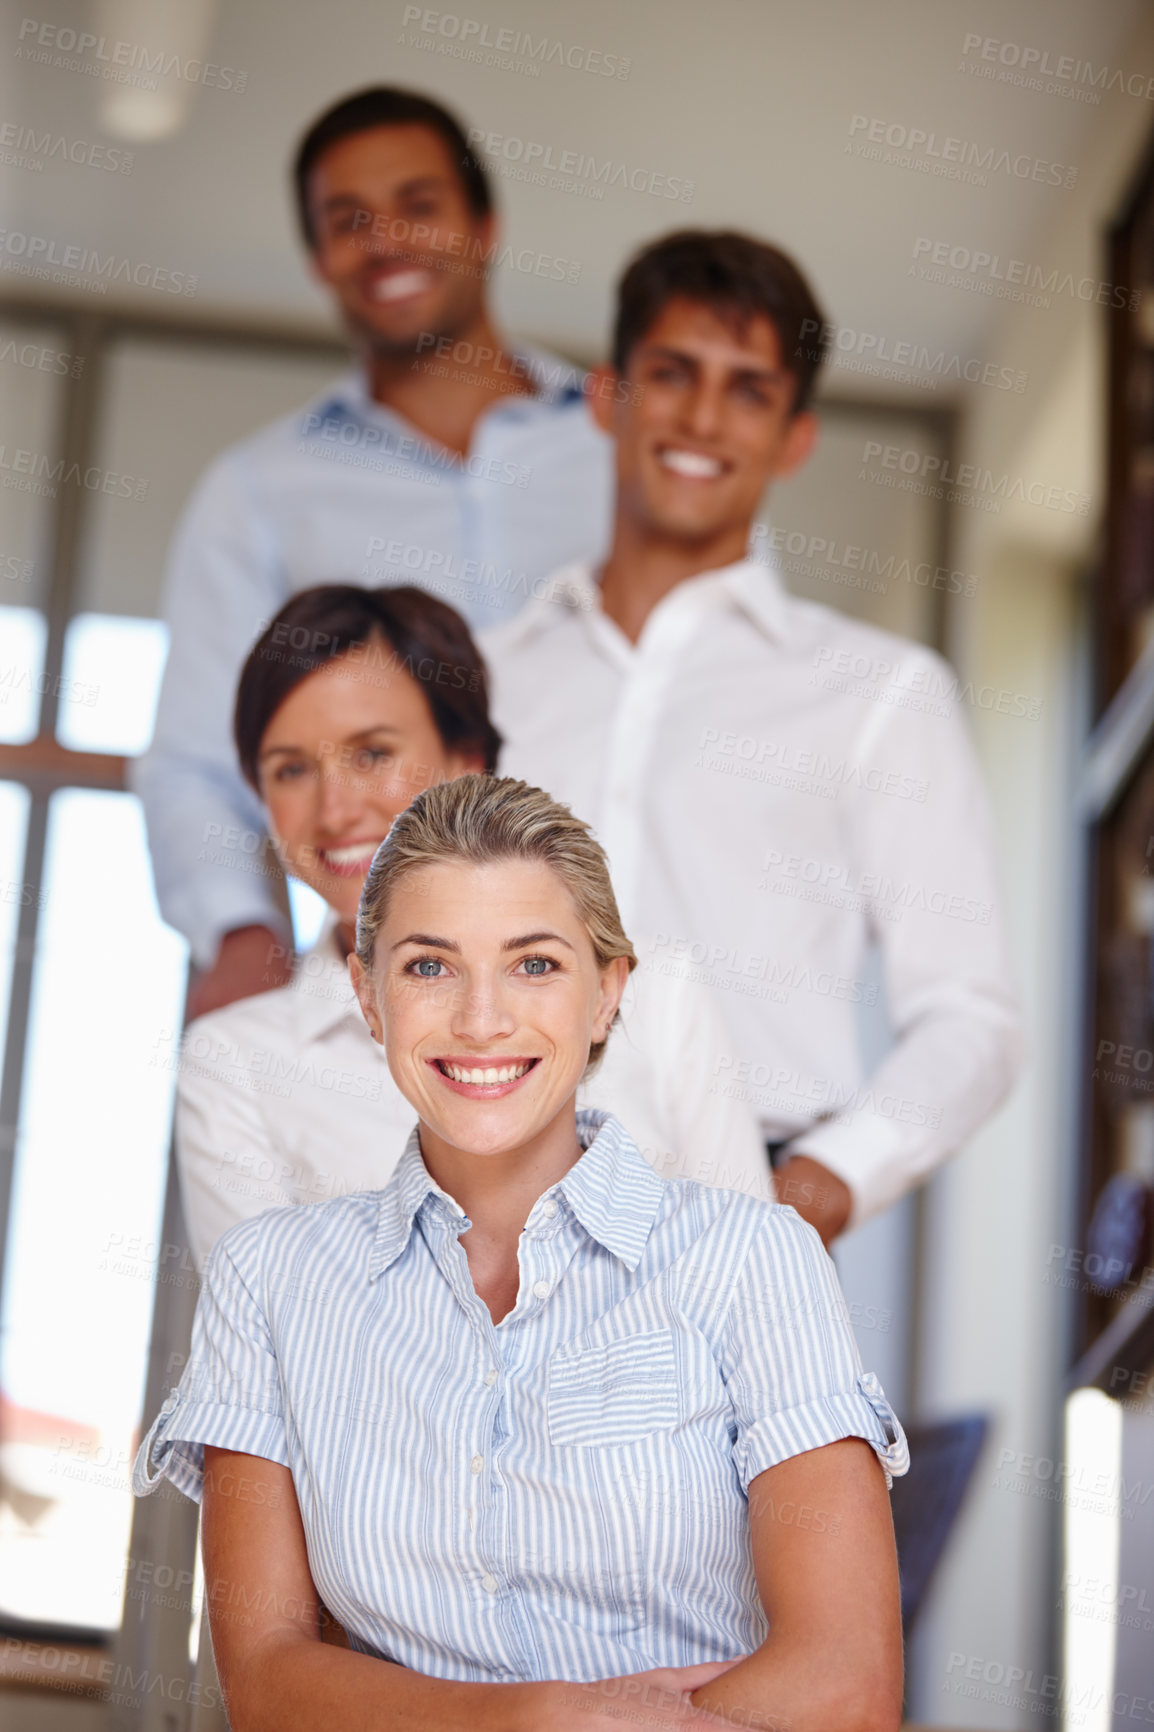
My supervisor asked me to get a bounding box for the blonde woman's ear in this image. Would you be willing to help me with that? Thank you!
[348,953,385,1045]
[594,954,630,1042]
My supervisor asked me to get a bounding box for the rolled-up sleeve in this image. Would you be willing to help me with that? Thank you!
[720,1207,909,1490]
[132,1227,290,1503]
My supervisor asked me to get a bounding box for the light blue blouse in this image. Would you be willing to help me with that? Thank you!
[134,1111,907,1682]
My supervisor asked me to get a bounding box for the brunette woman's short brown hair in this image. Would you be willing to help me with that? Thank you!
[234,584,502,789]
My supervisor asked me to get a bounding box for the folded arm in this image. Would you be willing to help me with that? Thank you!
[202,1448,737,1732]
[689,1437,903,1732]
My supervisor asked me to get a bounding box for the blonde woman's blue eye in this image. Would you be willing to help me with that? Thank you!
[522,956,551,976]
[410,958,443,978]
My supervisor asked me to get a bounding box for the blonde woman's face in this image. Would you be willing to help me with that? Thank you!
[351,858,627,1161]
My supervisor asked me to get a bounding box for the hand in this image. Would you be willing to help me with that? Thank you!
[536,1660,741,1729]
[187,924,293,1020]
[773,1155,852,1248]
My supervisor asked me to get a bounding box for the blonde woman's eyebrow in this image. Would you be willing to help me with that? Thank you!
[390,930,575,954]
[502,931,575,953]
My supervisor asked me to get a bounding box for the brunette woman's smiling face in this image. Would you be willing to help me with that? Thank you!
[350,856,627,1170]
[257,637,481,930]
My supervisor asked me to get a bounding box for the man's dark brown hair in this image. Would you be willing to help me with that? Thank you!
[611,229,829,414]
[293,86,493,249]
[234,584,502,788]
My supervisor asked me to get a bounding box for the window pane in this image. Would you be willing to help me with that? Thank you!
[57,613,170,754]
[0,790,188,1629]
[288,876,328,952]
[0,605,47,743]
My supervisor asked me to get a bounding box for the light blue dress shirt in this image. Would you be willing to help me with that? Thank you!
[132,352,613,964]
[134,1111,908,1683]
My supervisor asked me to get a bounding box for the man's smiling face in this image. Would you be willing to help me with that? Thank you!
[305,123,492,354]
[598,296,818,548]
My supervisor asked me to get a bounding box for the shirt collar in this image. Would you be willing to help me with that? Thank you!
[497,553,793,652]
[369,1125,470,1279]
[307,345,585,427]
[720,553,793,644]
[557,1110,666,1269]
[368,1109,665,1280]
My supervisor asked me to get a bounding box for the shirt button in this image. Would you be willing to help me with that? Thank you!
[532,1280,551,1300]
[542,1199,558,1219]
[483,1368,498,1387]
[470,1454,484,1475]
[161,1395,177,1414]
[481,1574,498,1595]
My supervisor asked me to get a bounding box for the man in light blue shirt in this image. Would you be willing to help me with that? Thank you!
[134,86,611,1015]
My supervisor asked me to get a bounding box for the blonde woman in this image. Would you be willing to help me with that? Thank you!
[136,776,907,1732]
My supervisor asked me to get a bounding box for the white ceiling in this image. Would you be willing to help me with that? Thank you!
[0,0,1148,398]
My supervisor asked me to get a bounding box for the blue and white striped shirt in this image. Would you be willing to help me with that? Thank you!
[134,1112,907,1682]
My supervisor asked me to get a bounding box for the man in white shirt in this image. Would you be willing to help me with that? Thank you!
[135,86,611,1017]
[484,229,1023,1246]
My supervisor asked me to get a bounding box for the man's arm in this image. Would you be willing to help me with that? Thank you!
[772,1155,852,1248]
[131,454,293,989]
[187,925,293,1021]
[786,658,1025,1233]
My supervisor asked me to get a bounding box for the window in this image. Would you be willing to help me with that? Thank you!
[0,306,345,1638]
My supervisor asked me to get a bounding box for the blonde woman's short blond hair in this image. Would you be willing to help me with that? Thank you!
[355,775,637,1069]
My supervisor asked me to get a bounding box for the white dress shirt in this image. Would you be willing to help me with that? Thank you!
[137,1111,907,1682]
[175,925,770,1269]
[132,354,612,966]
[482,558,1024,1228]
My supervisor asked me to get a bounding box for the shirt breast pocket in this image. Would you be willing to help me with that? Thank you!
[547,1328,679,1448]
